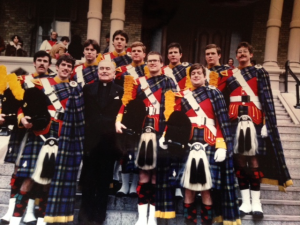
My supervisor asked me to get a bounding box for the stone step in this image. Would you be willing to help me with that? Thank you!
[291,177,300,187]
[260,186,300,200]
[275,106,285,111]
[279,133,300,140]
[284,149,300,158]
[0,163,14,176]
[278,125,300,133]
[285,157,300,166]
[0,189,10,205]
[0,175,10,189]
[287,166,300,179]
[277,120,297,126]
[274,102,283,107]
[275,111,289,116]
[242,215,300,225]
[276,114,291,120]
[282,141,300,150]
[259,199,300,216]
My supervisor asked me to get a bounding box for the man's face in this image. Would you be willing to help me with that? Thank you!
[51,32,58,40]
[131,46,145,63]
[56,61,73,80]
[236,46,253,65]
[168,47,182,65]
[147,54,163,75]
[34,56,50,74]
[98,61,115,83]
[83,44,97,62]
[205,48,221,67]
[62,40,69,46]
[228,59,234,66]
[190,68,206,87]
[113,34,127,53]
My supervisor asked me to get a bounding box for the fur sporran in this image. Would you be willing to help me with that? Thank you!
[31,137,58,184]
[135,126,157,170]
[181,142,212,191]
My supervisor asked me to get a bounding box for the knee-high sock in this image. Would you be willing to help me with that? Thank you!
[137,182,150,205]
[184,202,197,224]
[200,202,213,225]
[13,191,29,217]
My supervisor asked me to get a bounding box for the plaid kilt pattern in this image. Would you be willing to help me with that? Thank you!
[112,54,132,68]
[73,65,99,85]
[45,83,85,223]
[16,121,60,178]
[181,86,240,223]
[5,126,26,163]
[210,65,230,73]
[255,67,292,187]
[171,63,191,83]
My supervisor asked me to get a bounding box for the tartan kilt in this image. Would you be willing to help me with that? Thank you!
[16,121,60,178]
[5,126,26,163]
[155,147,176,218]
[189,127,222,190]
[118,134,139,173]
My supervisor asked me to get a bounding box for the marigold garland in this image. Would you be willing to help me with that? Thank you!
[122,75,135,106]
[0,65,7,95]
[164,90,175,121]
[7,73,24,100]
[209,71,219,88]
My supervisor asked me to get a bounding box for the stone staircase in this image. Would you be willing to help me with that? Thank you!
[0,96,300,224]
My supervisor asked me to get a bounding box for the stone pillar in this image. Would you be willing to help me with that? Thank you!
[87,0,103,43]
[263,0,284,68]
[288,0,300,68]
[109,0,126,52]
[263,0,284,96]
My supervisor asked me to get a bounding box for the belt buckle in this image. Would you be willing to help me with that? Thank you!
[242,95,250,103]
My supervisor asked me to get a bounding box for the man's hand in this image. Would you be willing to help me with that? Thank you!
[261,125,267,138]
[21,116,33,129]
[214,148,226,162]
[159,136,168,150]
[0,114,5,125]
[115,121,126,133]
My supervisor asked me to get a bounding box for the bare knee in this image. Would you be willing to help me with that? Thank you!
[20,178,34,192]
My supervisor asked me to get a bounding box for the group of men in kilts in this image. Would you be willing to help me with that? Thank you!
[0,29,292,225]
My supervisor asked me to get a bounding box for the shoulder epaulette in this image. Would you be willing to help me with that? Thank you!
[175,91,184,98]
[182,62,189,67]
[116,67,123,73]
[31,79,43,86]
[255,64,263,69]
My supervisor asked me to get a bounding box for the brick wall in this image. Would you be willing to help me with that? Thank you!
[250,0,293,68]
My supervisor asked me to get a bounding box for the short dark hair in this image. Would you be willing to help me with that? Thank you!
[167,42,182,54]
[236,41,253,54]
[83,39,100,53]
[56,54,75,69]
[228,58,234,63]
[33,51,51,64]
[112,30,129,43]
[131,41,146,53]
[189,63,206,77]
[147,51,163,63]
[11,35,22,42]
[60,36,70,42]
[205,44,221,55]
[51,31,58,36]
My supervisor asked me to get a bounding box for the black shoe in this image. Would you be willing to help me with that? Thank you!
[252,211,264,219]
[129,192,138,198]
[240,210,251,217]
[115,191,126,197]
[0,219,9,225]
